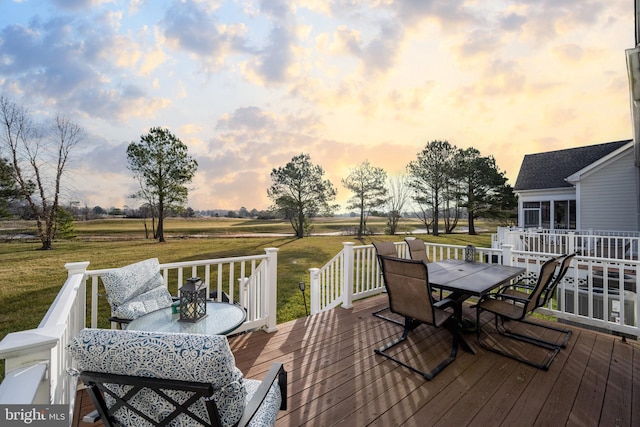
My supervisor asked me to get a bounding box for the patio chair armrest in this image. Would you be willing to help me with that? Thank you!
[108,316,132,328]
[497,281,534,293]
[237,362,287,427]
[493,293,529,304]
[109,295,178,328]
[433,297,456,311]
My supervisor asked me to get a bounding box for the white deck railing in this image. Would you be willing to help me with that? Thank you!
[82,248,279,334]
[493,227,640,260]
[310,241,640,338]
[0,248,279,422]
[309,241,508,314]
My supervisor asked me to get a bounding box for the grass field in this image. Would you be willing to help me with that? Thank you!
[0,216,494,381]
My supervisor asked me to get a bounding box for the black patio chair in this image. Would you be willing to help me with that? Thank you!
[405,237,444,300]
[375,255,459,380]
[476,256,563,370]
[405,237,430,263]
[68,329,287,427]
[497,253,576,348]
[371,241,404,326]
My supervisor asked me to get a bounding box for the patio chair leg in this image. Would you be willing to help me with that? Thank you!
[476,312,560,371]
[497,317,572,349]
[372,306,404,326]
[519,319,572,348]
[375,318,458,380]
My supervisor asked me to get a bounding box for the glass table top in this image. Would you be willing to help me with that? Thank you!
[126,301,246,335]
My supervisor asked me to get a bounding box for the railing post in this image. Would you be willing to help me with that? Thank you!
[342,242,354,310]
[309,268,320,315]
[264,248,279,333]
[238,277,249,312]
[65,261,89,277]
[502,244,514,266]
[65,261,91,328]
[567,231,576,255]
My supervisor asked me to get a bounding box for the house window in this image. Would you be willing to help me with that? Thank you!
[541,201,550,229]
[523,202,541,228]
[523,200,576,229]
[554,200,576,229]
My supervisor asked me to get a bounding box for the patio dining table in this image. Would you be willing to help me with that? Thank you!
[427,259,525,353]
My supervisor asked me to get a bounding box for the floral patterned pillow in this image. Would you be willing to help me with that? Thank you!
[101,258,173,320]
[67,329,247,426]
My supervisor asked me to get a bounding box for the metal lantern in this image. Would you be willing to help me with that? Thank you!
[465,245,476,262]
[179,277,207,322]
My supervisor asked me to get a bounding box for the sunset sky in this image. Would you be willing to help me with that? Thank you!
[0,0,635,212]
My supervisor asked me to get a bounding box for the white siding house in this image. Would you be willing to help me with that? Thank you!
[514,140,639,232]
[569,145,638,231]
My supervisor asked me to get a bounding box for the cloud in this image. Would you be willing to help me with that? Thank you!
[49,0,114,11]
[499,12,527,32]
[216,106,278,132]
[329,25,362,55]
[360,20,404,76]
[160,0,251,73]
[198,104,421,209]
[81,139,130,174]
[194,106,333,208]
[385,81,436,122]
[394,0,477,29]
[238,1,299,85]
[0,11,170,122]
[512,0,606,43]
[0,0,632,212]
[161,1,225,55]
[457,29,505,58]
[259,0,290,20]
[255,25,295,82]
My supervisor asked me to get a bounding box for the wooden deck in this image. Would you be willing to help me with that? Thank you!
[73,294,640,426]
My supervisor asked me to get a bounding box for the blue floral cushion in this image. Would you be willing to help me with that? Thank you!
[244,379,282,427]
[101,258,173,320]
[67,329,246,426]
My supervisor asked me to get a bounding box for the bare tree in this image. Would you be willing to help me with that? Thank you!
[0,96,83,249]
[414,198,435,235]
[385,175,411,235]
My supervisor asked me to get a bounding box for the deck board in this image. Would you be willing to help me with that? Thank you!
[567,333,612,427]
[72,295,640,426]
[600,337,634,427]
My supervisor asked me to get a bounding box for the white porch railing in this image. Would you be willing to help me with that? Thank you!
[310,241,640,339]
[493,226,640,260]
[83,248,279,334]
[0,248,279,423]
[0,262,87,422]
[309,241,507,314]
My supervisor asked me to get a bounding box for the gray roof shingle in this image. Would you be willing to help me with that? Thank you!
[514,139,632,191]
